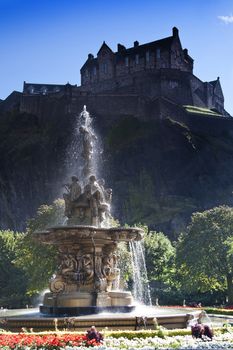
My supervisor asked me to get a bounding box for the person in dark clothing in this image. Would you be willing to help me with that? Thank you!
[86,326,103,342]
[191,323,213,341]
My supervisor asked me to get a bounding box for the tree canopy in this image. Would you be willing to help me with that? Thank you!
[15,199,65,295]
[176,205,233,303]
[0,230,28,307]
[145,231,175,286]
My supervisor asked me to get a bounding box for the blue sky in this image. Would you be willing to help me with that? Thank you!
[1,0,233,114]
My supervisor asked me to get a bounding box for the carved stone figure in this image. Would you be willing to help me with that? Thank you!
[63,176,82,217]
[98,178,112,224]
[61,254,78,280]
[82,254,94,285]
[79,125,97,178]
[84,175,108,225]
[102,252,119,291]
[79,126,97,159]
[98,179,112,205]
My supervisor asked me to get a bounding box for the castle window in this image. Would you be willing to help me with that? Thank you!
[102,63,108,73]
[169,80,179,89]
[156,48,161,59]
[125,57,129,67]
[85,70,89,78]
[135,54,139,65]
[29,86,34,94]
[146,51,150,62]
[93,67,97,76]
[41,86,48,95]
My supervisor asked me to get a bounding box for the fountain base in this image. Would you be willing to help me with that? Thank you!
[1,308,204,331]
[40,290,134,316]
[40,305,135,316]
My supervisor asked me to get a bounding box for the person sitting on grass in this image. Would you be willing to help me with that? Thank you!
[86,325,103,342]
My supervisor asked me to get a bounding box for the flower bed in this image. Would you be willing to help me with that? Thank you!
[104,333,233,349]
[0,333,101,349]
[0,328,232,350]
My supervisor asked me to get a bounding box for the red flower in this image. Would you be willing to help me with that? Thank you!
[0,332,99,348]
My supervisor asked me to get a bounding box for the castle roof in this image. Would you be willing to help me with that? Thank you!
[209,77,220,88]
[118,36,174,55]
[81,35,175,71]
[208,77,224,101]
[97,41,114,56]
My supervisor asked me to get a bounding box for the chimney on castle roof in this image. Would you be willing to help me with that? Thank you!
[117,43,126,52]
[183,48,188,56]
[134,40,139,47]
[88,53,94,60]
[172,27,179,37]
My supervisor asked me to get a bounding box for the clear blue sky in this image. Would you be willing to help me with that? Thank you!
[1,0,233,114]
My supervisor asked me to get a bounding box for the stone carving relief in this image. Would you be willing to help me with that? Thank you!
[50,244,119,294]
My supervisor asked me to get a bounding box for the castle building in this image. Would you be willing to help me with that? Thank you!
[22,27,230,118]
[80,27,193,86]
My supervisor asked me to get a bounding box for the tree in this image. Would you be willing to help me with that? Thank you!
[176,206,233,304]
[15,199,65,296]
[144,231,175,286]
[0,230,28,307]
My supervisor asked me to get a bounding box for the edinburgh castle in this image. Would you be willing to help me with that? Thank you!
[0,27,233,234]
[20,27,231,121]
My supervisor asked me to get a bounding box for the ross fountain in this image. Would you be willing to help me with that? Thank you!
[0,106,204,331]
[34,106,144,316]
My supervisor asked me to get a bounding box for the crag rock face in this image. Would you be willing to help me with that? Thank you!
[105,115,233,238]
[1,95,233,237]
[0,97,72,231]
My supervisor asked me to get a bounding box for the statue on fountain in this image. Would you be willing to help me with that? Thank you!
[63,176,82,217]
[63,174,112,227]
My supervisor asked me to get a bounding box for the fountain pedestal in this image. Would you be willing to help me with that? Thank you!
[35,226,143,316]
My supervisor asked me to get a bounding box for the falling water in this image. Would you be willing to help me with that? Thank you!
[129,241,152,305]
[64,105,111,227]
[65,105,99,185]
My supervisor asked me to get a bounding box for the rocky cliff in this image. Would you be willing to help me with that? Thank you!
[1,93,233,237]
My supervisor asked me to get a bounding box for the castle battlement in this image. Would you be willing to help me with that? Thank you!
[20,27,229,118]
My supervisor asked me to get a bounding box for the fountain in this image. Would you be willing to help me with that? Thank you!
[35,106,144,316]
[0,106,204,331]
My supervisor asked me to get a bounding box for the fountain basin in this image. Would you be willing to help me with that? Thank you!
[34,226,144,316]
[35,226,144,244]
[0,307,204,331]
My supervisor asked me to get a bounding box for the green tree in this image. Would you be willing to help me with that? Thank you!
[144,231,175,286]
[176,206,233,304]
[15,199,65,296]
[0,230,28,307]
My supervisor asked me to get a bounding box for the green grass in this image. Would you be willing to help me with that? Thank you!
[204,307,233,316]
[183,105,222,117]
